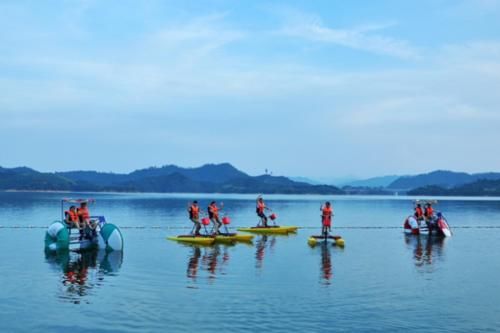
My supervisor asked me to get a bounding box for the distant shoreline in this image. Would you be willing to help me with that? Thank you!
[3,189,500,199]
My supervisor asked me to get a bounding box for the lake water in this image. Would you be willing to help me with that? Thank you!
[1,192,500,332]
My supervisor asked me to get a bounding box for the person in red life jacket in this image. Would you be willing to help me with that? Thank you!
[188,201,201,235]
[424,203,434,221]
[65,206,81,229]
[256,196,271,227]
[320,201,334,235]
[208,201,223,234]
[414,203,424,220]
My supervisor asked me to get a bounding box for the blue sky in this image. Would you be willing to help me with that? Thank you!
[1,0,500,179]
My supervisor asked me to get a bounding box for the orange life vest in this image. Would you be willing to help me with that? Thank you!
[66,210,79,222]
[257,201,265,214]
[78,207,90,220]
[322,206,333,226]
[425,206,434,217]
[209,204,219,218]
[415,206,423,218]
[190,205,200,219]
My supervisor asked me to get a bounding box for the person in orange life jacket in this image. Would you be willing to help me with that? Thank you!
[78,202,97,239]
[414,203,424,221]
[208,201,223,234]
[77,202,91,227]
[188,201,201,235]
[256,196,271,227]
[65,205,85,240]
[320,201,334,235]
[424,203,434,221]
[65,206,81,229]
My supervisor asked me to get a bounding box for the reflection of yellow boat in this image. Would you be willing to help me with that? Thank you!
[215,233,254,243]
[167,235,215,245]
[308,235,345,247]
[237,226,298,235]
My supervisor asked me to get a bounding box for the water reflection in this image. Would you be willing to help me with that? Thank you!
[255,235,277,270]
[320,244,333,284]
[404,235,446,269]
[45,250,123,304]
[186,244,233,283]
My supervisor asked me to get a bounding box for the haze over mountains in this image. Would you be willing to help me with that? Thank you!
[1,164,500,196]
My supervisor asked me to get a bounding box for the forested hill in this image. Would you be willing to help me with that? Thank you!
[0,164,344,195]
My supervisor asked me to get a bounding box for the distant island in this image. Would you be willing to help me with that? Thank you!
[1,165,500,196]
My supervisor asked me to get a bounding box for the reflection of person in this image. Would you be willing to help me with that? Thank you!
[188,201,201,235]
[405,234,445,268]
[320,202,333,235]
[62,251,98,298]
[187,247,201,280]
[256,196,270,227]
[321,244,333,282]
[45,250,122,304]
[208,201,223,234]
[255,235,276,270]
[201,246,221,280]
[255,235,267,269]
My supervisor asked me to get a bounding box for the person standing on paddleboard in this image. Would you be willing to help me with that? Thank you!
[256,196,271,227]
[320,202,333,236]
[188,201,201,236]
[208,201,223,235]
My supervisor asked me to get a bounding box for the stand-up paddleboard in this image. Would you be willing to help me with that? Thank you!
[237,225,298,235]
[167,235,215,245]
[308,235,344,247]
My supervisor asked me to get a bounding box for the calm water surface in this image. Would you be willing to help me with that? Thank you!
[1,192,500,332]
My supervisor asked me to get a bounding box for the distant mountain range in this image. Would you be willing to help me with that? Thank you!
[0,163,343,194]
[354,170,500,196]
[386,170,500,190]
[2,165,500,196]
[345,175,400,188]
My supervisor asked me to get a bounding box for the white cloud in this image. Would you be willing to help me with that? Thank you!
[278,19,420,60]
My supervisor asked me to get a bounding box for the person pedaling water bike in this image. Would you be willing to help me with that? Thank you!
[414,203,424,221]
[77,202,97,238]
[208,201,223,235]
[320,201,334,236]
[188,201,201,236]
[65,205,85,240]
[424,203,434,221]
[256,196,272,227]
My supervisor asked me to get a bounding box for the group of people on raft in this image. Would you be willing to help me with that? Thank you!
[187,195,334,236]
[412,202,445,232]
[64,202,97,239]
